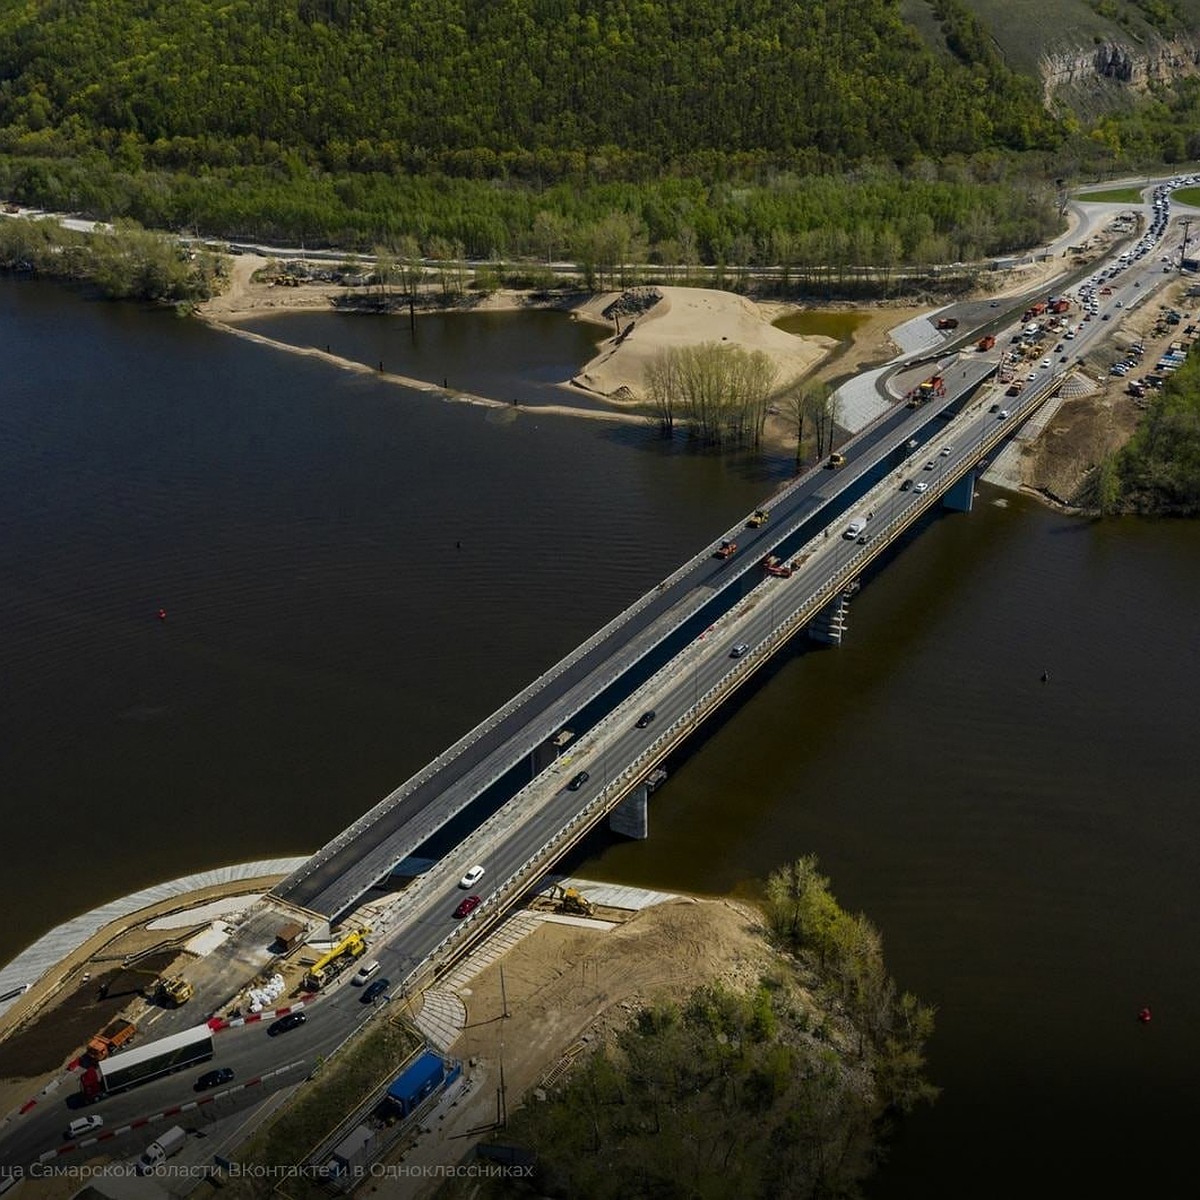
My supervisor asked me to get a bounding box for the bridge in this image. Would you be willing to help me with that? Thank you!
[271,351,1061,943]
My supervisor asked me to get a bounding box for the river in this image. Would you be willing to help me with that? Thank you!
[1,279,1196,1195]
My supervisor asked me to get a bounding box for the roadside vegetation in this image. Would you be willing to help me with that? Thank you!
[476,858,936,1200]
[219,1015,419,1200]
[1094,355,1200,513]
[0,214,223,307]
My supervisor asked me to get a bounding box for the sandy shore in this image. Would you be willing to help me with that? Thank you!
[197,262,858,422]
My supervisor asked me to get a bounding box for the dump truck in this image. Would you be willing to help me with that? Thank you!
[976,335,996,352]
[906,375,946,408]
[713,539,737,560]
[747,509,769,528]
[86,1018,136,1063]
[762,555,795,578]
[935,316,959,330]
[302,928,371,991]
[154,976,193,1007]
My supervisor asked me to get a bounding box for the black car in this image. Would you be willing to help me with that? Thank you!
[635,710,656,729]
[361,979,390,1004]
[194,1067,234,1092]
[268,1012,307,1036]
[567,770,590,791]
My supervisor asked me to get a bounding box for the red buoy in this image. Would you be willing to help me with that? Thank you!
[1137,1006,1152,1024]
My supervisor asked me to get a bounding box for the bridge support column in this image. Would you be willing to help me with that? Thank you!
[943,470,975,513]
[807,582,859,645]
[609,784,649,839]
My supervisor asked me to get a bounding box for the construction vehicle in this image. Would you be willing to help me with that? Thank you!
[976,335,996,352]
[747,509,769,528]
[713,539,737,560]
[826,452,846,468]
[86,1018,137,1062]
[1022,301,1048,321]
[154,976,193,1007]
[935,316,959,330]
[906,375,946,408]
[549,885,594,916]
[762,555,795,579]
[302,928,371,991]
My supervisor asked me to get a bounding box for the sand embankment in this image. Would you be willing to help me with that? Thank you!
[570,286,836,402]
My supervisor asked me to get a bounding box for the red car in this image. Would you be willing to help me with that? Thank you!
[454,895,482,919]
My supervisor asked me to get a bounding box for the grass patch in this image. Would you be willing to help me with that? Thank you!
[225,1014,420,1199]
[1076,187,1145,203]
[1172,187,1200,207]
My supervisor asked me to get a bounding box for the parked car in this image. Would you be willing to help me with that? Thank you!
[268,1012,307,1036]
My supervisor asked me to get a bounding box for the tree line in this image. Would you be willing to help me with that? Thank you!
[1093,355,1200,514]
[0,216,223,306]
[0,153,1064,269]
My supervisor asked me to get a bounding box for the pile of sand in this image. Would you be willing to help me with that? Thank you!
[570,287,836,401]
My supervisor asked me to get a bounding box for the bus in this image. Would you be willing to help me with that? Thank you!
[79,1024,213,1101]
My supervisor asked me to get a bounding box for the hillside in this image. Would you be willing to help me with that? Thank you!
[911,0,1200,108]
[0,0,1054,177]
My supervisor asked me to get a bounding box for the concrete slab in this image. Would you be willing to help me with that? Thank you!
[0,860,307,1022]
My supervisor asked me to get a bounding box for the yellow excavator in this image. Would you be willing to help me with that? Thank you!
[551,886,594,916]
[302,928,371,991]
[154,975,194,1007]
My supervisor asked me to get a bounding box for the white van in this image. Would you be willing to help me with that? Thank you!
[351,960,381,986]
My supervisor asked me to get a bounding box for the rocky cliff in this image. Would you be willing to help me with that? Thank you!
[1042,36,1200,103]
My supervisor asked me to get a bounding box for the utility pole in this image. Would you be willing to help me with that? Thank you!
[1179,218,1192,271]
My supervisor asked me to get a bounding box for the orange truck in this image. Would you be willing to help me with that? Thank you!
[977,334,996,351]
[713,540,738,560]
[87,1018,136,1062]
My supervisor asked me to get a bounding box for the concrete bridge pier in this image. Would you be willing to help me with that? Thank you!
[943,469,976,513]
[609,784,650,839]
[807,582,859,645]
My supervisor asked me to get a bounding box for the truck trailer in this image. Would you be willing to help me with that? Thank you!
[79,1024,213,1101]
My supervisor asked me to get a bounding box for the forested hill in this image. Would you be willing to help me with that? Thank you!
[0,0,1056,176]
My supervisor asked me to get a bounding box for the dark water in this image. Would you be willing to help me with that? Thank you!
[772,308,870,341]
[241,307,611,408]
[2,279,1198,1194]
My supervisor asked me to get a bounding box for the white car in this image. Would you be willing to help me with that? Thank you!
[65,1116,104,1139]
[939,445,952,456]
[1040,358,1052,369]
[913,481,929,493]
[459,865,485,889]
[997,409,1009,420]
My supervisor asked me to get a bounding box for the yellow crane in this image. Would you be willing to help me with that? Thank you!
[302,928,371,991]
